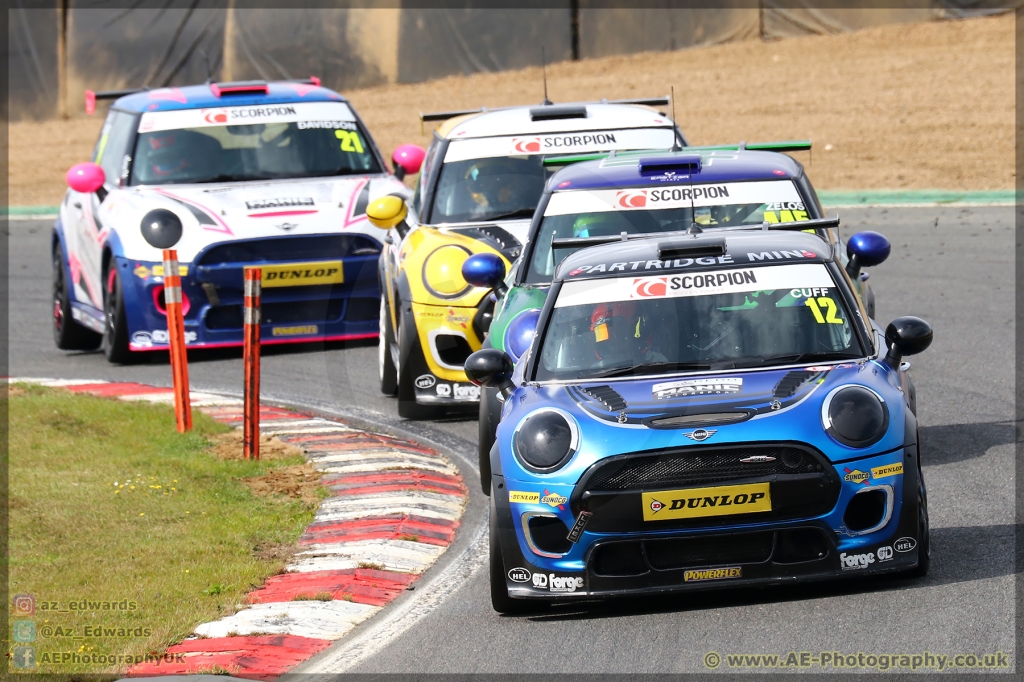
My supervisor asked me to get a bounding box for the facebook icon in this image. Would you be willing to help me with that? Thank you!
[13,646,35,669]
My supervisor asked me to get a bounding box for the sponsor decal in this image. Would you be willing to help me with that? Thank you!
[653,378,742,400]
[151,329,197,344]
[261,261,344,288]
[508,567,531,583]
[641,482,771,521]
[789,287,830,299]
[876,546,894,561]
[131,331,153,347]
[445,308,471,328]
[297,120,357,130]
[532,573,584,593]
[740,455,776,463]
[843,468,870,485]
[454,384,481,400]
[894,537,917,553]
[509,491,540,504]
[435,383,451,397]
[512,137,541,153]
[271,325,318,337]
[246,197,315,210]
[871,462,904,479]
[541,490,568,510]
[684,567,742,582]
[683,428,717,442]
[616,190,648,208]
[840,551,876,570]
[415,374,437,389]
[555,263,835,309]
[746,250,819,262]
[133,264,188,279]
[633,277,667,297]
[203,109,228,124]
[566,510,592,543]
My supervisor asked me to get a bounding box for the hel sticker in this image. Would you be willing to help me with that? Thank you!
[261,261,344,288]
[642,482,771,521]
[271,325,318,337]
[509,491,540,504]
[555,263,834,308]
[871,462,904,479]
[683,566,742,582]
[545,179,801,216]
[652,377,742,400]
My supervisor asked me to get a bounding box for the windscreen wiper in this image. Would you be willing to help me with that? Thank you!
[584,361,712,379]
[735,352,862,368]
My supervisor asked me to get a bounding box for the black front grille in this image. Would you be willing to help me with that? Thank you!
[645,531,774,570]
[583,445,825,492]
[589,527,830,577]
[197,235,380,266]
[205,299,345,330]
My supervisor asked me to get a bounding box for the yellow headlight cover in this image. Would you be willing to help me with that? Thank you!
[424,245,471,295]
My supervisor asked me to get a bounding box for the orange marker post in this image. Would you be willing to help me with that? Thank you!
[162,249,192,432]
[243,267,262,460]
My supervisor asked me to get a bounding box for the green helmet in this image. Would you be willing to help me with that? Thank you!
[572,213,620,238]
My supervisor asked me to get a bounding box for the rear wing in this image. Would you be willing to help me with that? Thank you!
[541,140,812,167]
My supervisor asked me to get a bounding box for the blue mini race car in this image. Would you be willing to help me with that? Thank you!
[466,228,932,613]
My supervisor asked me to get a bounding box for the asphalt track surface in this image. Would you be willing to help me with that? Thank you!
[9,206,1015,673]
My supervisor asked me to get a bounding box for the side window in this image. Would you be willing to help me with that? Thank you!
[414,135,442,219]
[94,110,136,187]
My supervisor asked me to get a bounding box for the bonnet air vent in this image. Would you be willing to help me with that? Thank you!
[773,370,814,398]
[448,225,522,260]
[529,104,588,121]
[580,385,627,412]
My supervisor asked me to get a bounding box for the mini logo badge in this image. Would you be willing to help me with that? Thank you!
[684,428,717,442]
[740,455,776,463]
[415,374,436,389]
[508,567,531,583]
[894,537,917,553]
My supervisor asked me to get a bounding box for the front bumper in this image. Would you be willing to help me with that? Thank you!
[493,445,922,600]
[118,255,380,351]
[406,301,489,405]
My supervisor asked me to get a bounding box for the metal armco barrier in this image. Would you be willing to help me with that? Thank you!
[162,249,192,432]
[243,267,262,460]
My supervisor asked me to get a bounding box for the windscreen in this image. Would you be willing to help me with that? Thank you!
[525,179,811,284]
[130,102,380,185]
[429,127,676,224]
[535,263,863,382]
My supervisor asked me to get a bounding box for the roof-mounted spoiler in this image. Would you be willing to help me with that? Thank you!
[84,76,321,114]
[420,95,670,124]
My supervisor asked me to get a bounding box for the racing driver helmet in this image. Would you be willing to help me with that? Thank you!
[590,301,648,365]
[464,157,532,212]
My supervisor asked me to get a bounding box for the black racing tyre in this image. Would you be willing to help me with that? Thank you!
[908,457,930,579]
[52,243,102,351]
[478,387,501,495]
[378,296,398,396]
[396,305,443,420]
[102,267,134,364]
[490,495,545,614]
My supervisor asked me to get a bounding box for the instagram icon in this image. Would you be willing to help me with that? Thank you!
[13,594,35,615]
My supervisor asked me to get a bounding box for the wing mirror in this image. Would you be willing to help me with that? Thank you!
[846,231,890,279]
[461,253,507,296]
[465,348,515,401]
[366,195,409,233]
[66,162,105,194]
[883,316,933,369]
[392,144,426,181]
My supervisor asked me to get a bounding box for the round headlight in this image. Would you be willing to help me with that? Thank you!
[822,385,889,448]
[422,245,472,298]
[140,209,183,249]
[513,409,578,472]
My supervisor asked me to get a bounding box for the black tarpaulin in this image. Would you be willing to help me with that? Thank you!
[8,4,59,120]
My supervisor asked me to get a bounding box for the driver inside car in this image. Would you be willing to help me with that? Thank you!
[463,157,539,217]
[589,301,667,368]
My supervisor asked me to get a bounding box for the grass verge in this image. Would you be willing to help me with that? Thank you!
[7,383,322,676]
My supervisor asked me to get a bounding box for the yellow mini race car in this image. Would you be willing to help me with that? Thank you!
[367,99,686,418]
